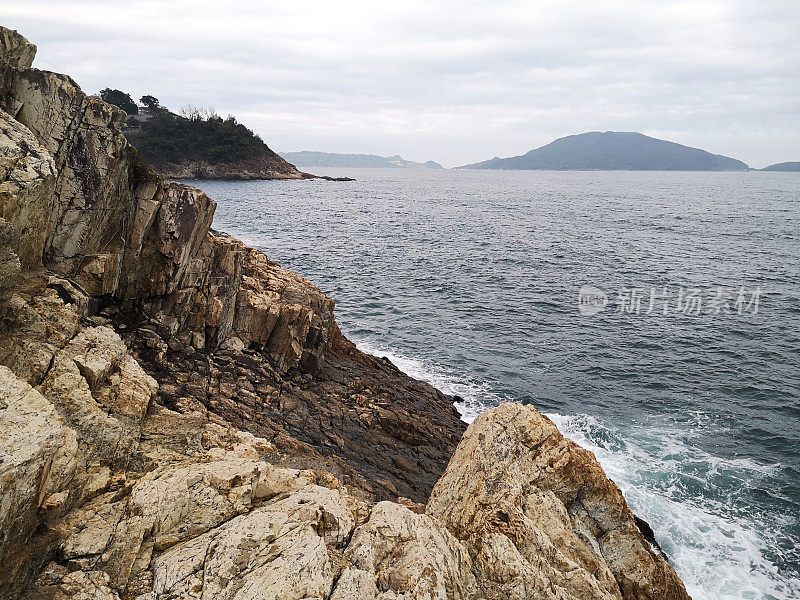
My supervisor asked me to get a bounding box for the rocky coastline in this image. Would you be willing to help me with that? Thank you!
[151,157,309,181]
[150,160,355,183]
[0,27,689,600]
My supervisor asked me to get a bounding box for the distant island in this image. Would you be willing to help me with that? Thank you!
[280,151,444,170]
[458,131,750,171]
[760,161,800,172]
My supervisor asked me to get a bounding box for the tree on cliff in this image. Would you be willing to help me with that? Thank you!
[99,88,138,115]
[140,95,160,109]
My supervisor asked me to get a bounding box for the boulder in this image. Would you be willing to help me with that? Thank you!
[38,326,158,464]
[427,402,690,600]
[344,501,476,599]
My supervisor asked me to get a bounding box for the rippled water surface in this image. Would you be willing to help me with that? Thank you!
[187,169,800,599]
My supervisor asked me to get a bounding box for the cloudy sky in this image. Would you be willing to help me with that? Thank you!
[2,0,798,167]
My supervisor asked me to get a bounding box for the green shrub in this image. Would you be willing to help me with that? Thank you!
[126,146,161,188]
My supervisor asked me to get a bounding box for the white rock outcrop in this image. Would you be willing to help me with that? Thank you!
[427,402,689,600]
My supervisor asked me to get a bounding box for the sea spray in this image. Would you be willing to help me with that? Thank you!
[353,337,798,600]
[549,413,799,600]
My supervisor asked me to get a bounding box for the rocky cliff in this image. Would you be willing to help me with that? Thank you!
[0,27,690,600]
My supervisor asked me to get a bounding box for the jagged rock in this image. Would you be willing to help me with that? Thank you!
[119,183,216,299]
[0,217,20,308]
[1,27,335,373]
[51,452,361,597]
[31,566,121,600]
[427,402,690,600]
[344,501,477,599]
[59,458,313,587]
[0,109,56,271]
[138,326,465,503]
[38,326,157,465]
[4,67,131,276]
[149,484,356,599]
[130,233,336,373]
[0,281,84,386]
[0,28,35,71]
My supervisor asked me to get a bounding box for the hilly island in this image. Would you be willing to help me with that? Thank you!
[761,161,800,171]
[459,131,750,171]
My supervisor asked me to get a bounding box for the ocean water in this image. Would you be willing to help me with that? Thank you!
[187,169,800,599]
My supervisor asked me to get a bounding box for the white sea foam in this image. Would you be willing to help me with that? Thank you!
[549,413,799,600]
[350,338,798,600]
[352,338,500,423]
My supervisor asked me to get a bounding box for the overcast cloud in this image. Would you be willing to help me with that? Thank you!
[1,0,798,167]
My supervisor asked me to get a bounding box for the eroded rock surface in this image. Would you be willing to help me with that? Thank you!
[0,25,690,600]
[0,109,56,270]
[0,367,77,589]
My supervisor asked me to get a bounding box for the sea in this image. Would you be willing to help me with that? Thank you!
[185,168,800,600]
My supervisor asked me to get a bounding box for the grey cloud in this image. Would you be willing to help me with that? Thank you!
[1,0,798,167]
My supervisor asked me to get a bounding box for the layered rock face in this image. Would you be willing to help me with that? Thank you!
[148,155,309,181]
[0,26,689,600]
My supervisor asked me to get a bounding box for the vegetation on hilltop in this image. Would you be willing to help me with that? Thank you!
[124,101,281,167]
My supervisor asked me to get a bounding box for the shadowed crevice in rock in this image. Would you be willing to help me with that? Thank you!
[635,514,666,557]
